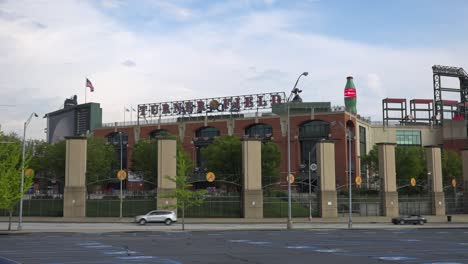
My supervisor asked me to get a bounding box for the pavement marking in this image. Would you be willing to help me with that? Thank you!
[228,240,251,243]
[437,232,449,234]
[423,262,464,264]
[247,242,272,245]
[400,239,421,242]
[103,251,138,255]
[286,246,315,249]
[377,256,416,261]
[85,245,113,248]
[76,242,101,245]
[315,249,340,253]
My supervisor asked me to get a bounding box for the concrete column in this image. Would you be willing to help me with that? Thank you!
[242,139,263,218]
[425,146,445,215]
[462,149,468,213]
[63,136,87,218]
[157,138,177,209]
[378,143,399,217]
[317,140,337,218]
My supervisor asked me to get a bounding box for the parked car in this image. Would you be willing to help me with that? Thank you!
[135,210,177,225]
[392,215,427,225]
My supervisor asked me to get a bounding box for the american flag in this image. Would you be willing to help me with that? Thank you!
[86,78,95,92]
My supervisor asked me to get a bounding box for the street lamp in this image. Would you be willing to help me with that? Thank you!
[119,132,123,218]
[18,112,38,230]
[287,71,308,230]
[347,127,353,229]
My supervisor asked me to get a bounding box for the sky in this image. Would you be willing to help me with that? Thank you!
[1,0,468,140]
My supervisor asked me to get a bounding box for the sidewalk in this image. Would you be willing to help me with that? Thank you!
[1,214,468,224]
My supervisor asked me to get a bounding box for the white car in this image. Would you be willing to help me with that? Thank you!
[135,210,177,225]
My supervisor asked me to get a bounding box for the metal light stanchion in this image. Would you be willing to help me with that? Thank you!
[287,71,308,230]
[348,129,353,229]
[18,112,38,231]
[308,151,312,222]
[119,132,123,219]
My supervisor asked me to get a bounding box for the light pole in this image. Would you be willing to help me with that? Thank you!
[347,128,353,229]
[119,132,123,218]
[308,151,312,222]
[18,112,38,230]
[287,71,308,230]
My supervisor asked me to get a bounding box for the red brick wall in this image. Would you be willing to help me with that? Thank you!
[93,112,358,187]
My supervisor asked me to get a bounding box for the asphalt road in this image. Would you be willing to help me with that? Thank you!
[1,229,468,264]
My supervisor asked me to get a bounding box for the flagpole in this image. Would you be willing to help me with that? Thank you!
[130,105,133,123]
[85,81,87,104]
[123,107,126,124]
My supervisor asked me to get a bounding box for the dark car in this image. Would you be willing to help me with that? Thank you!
[392,215,427,225]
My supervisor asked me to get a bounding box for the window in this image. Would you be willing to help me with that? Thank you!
[359,126,367,179]
[299,120,330,166]
[396,130,421,146]
[245,124,272,141]
[149,129,170,138]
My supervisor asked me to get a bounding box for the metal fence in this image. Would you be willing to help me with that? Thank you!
[445,191,464,214]
[0,198,63,217]
[263,194,319,218]
[399,195,432,215]
[337,196,381,216]
[181,196,241,218]
[86,194,156,217]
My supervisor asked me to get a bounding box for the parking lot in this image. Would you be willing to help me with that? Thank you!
[1,228,468,263]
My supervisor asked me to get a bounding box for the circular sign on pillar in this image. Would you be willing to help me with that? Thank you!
[287,174,295,184]
[206,172,216,182]
[25,168,35,177]
[355,175,362,186]
[410,177,417,187]
[452,179,457,188]
[117,170,127,181]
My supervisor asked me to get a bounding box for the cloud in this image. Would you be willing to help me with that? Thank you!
[122,59,136,67]
[0,0,466,139]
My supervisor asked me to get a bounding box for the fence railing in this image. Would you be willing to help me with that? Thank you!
[263,196,319,218]
[399,195,432,215]
[86,196,156,217]
[0,199,63,217]
[181,196,241,218]
[445,192,464,214]
[337,196,381,216]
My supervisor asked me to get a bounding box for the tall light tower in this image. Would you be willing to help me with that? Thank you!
[18,112,38,230]
[287,71,308,230]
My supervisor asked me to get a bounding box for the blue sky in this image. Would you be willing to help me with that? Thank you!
[1,0,468,139]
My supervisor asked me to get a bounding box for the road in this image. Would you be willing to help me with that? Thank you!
[1,228,468,263]
[2,222,468,232]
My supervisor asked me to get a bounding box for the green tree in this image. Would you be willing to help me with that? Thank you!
[162,142,207,230]
[0,142,34,231]
[131,139,158,187]
[86,137,118,187]
[360,145,379,175]
[29,140,66,188]
[261,141,281,187]
[201,136,242,177]
[395,146,426,184]
[442,150,462,182]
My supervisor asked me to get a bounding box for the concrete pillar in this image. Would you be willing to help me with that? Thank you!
[242,139,263,218]
[425,146,446,215]
[378,143,399,217]
[317,140,337,218]
[63,137,87,218]
[157,138,177,209]
[462,149,468,213]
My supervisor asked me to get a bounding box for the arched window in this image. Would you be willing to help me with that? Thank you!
[299,120,330,167]
[106,132,129,169]
[245,124,272,141]
[194,127,220,168]
[149,129,170,139]
[195,127,220,139]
